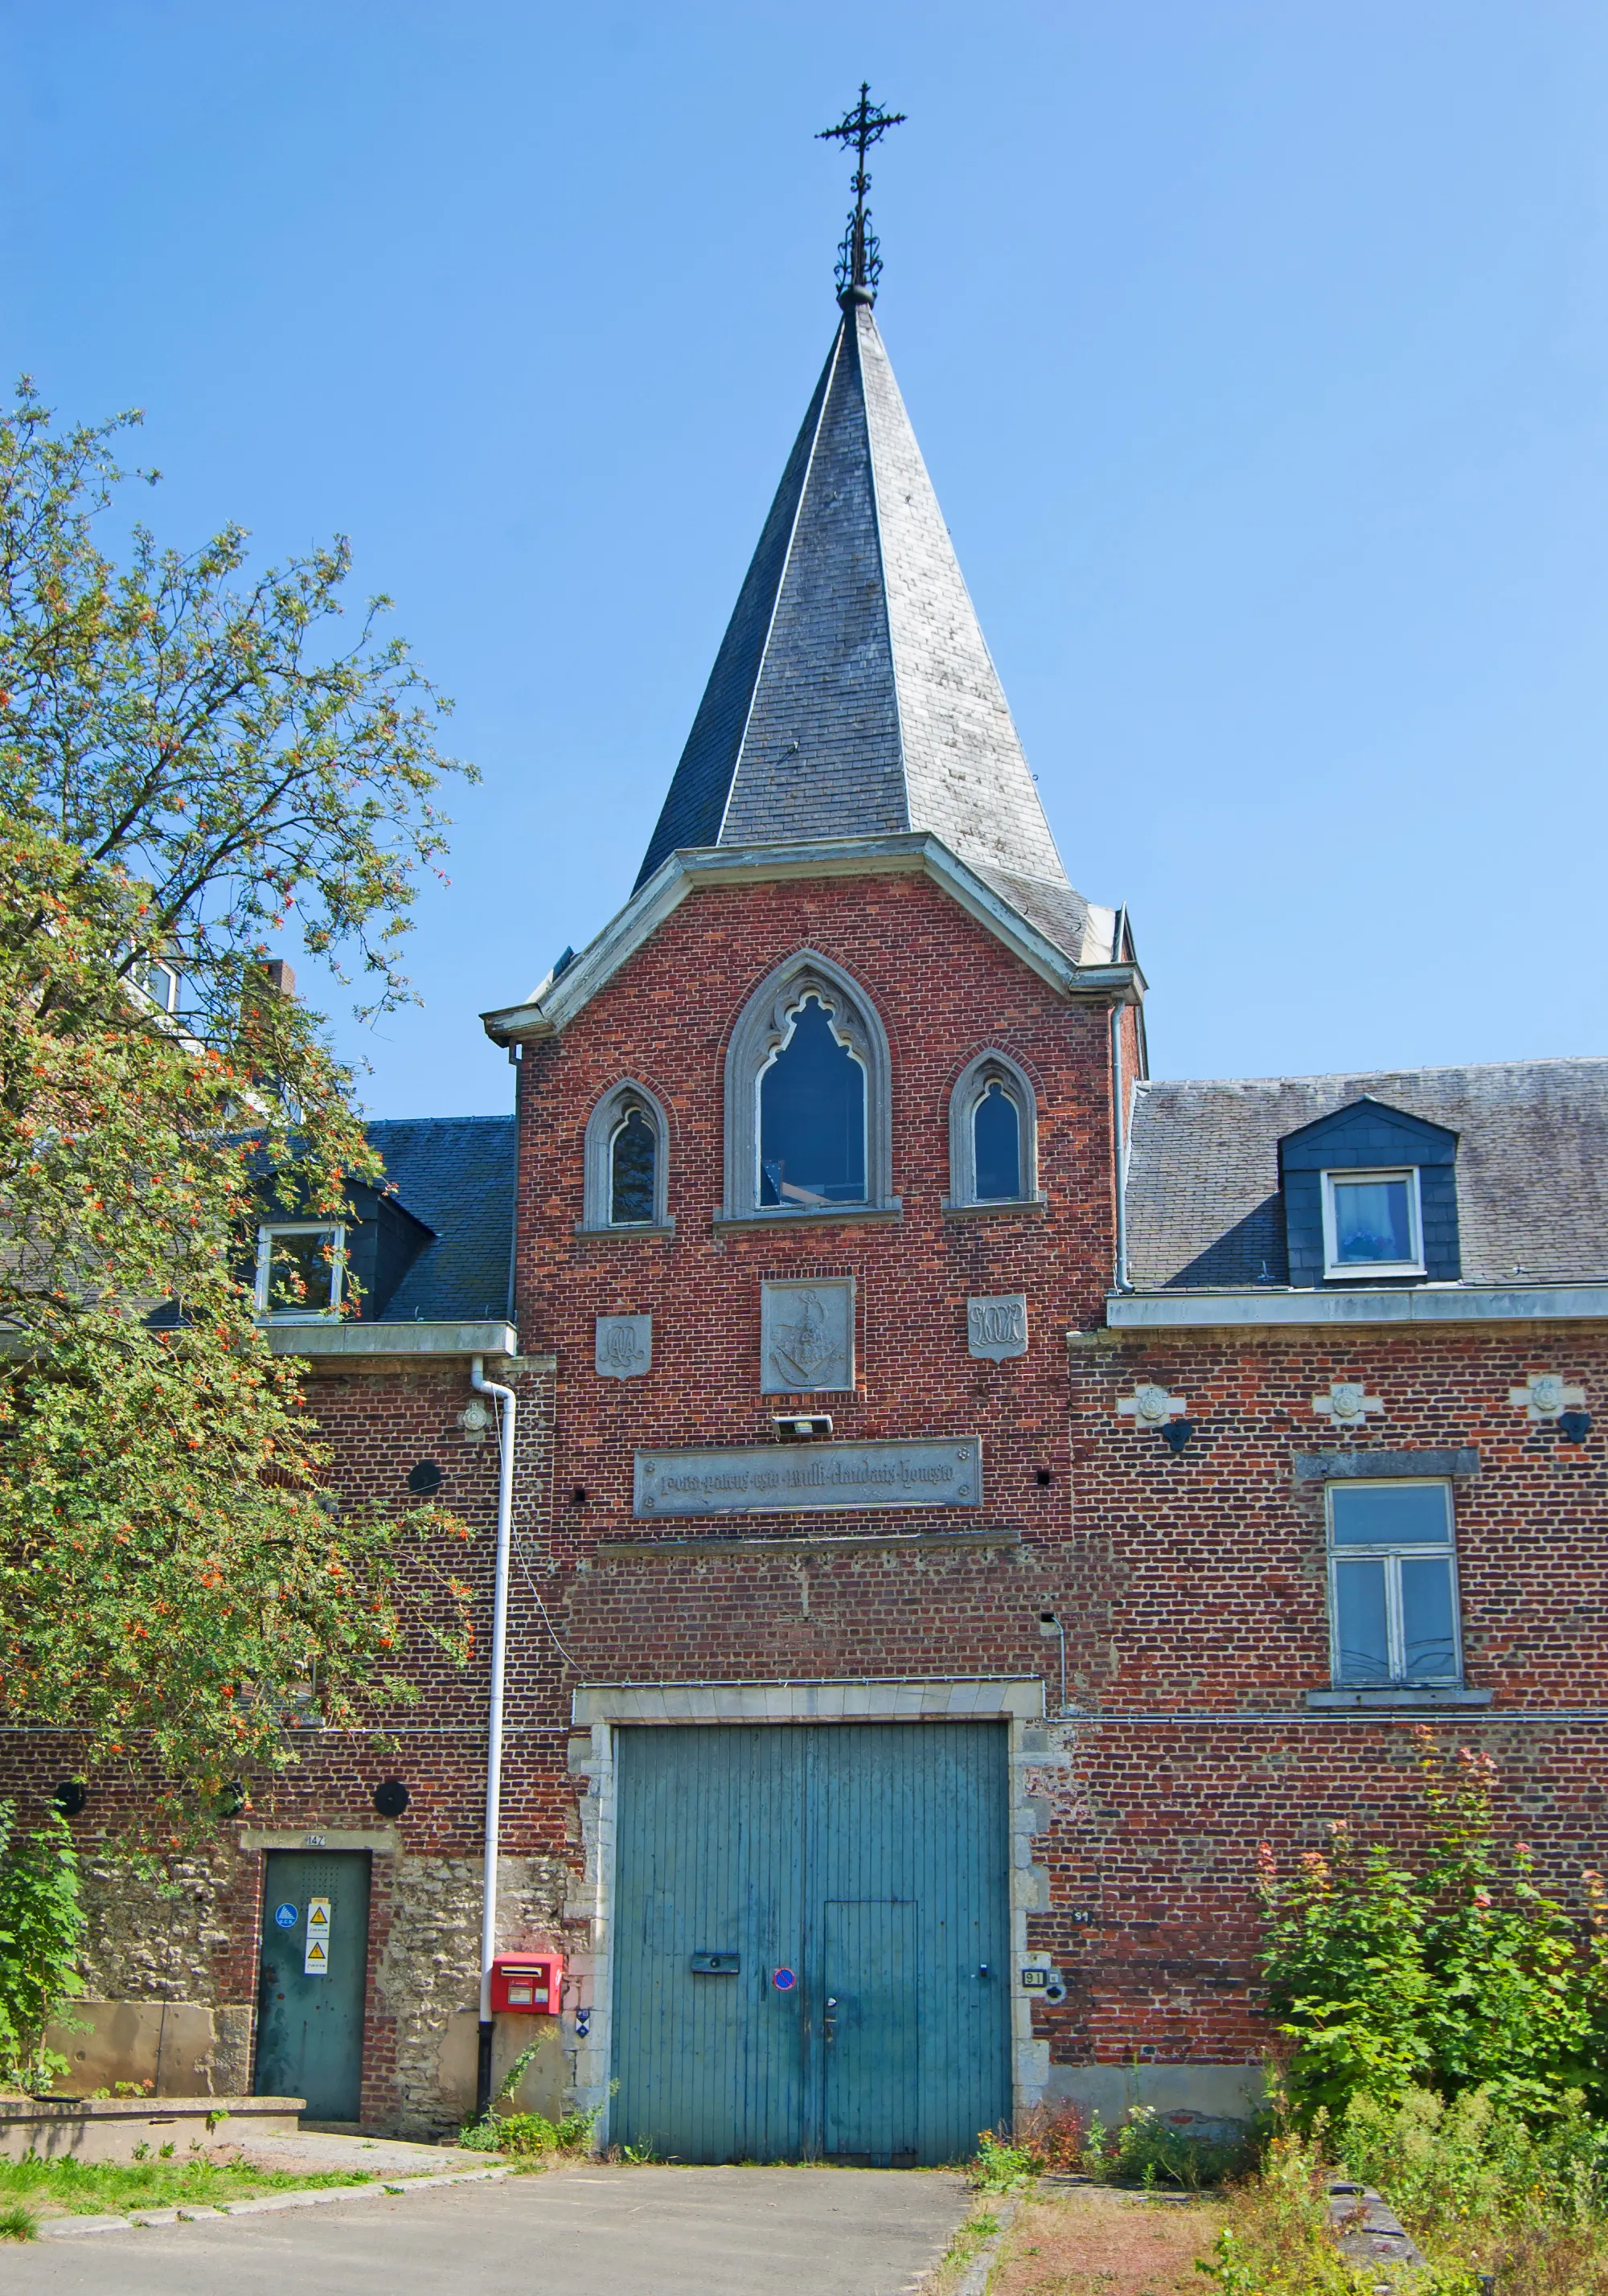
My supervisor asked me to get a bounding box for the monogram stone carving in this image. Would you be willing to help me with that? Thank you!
[761,1280,855,1393]
[595,1314,652,1380]
[968,1294,1028,1361]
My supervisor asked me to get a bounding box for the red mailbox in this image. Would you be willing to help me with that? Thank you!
[490,1952,564,2015]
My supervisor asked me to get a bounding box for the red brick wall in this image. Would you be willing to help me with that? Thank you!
[9,866,1606,2124]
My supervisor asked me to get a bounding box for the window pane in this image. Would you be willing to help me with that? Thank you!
[1332,1177,1413,1264]
[1330,1483,1450,1546]
[1400,1556,1458,1679]
[609,1108,657,1224]
[973,1081,1022,1200]
[759,998,867,1208]
[1333,1559,1392,1683]
[268,1230,337,1314]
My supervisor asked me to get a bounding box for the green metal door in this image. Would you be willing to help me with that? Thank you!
[611,1721,1010,2164]
[254,1851,371,2121]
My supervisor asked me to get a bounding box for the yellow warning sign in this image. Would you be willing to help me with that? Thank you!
[305,1896,332,1976]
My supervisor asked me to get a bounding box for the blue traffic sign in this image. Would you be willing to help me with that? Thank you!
[772,1967,796,1992]
[273,1902,298,1929]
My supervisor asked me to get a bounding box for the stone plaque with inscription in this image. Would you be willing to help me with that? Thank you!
[761,1279,854,1393]
[635,1437,982,1518]
[596,1314,652,1379]
[968,1294,1028,1361]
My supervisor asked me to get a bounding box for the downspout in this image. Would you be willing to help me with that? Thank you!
[1109,904,1131,1294]
[471,1353,516,2118]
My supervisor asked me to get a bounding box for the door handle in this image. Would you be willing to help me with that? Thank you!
[822,1995,838,2045]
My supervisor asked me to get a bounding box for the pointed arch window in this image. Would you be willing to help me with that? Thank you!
[947,1052,1039,1209]
[580,1081,672,1233]
[723,953,896,1221]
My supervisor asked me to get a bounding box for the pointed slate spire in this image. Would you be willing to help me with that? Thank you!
[634,302,1079,925]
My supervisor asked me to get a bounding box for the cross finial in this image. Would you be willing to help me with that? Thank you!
[816,82,906,305]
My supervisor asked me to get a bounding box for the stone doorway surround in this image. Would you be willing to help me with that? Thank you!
[563,1678,1050,2148]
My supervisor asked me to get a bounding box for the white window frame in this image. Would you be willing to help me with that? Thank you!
[255,1221,347,1322]
[1321,1166,1425,1278]
[1325,1477,1462,1687]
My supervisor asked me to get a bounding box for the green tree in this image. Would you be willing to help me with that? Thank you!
[0,381,480,1821]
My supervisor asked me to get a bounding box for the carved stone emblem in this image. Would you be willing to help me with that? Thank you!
[761,1280,854,1393]
[1509,1371,1585,1421]
[968,1294,1028,1361]
[1119,1383,1186,1426]
[1314,1381,1382,1424]
[596,1314,652,1380]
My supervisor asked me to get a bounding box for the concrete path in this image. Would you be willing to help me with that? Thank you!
[6,2161,973,2295]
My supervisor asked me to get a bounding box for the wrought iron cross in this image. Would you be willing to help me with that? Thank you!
[817,82,906,299]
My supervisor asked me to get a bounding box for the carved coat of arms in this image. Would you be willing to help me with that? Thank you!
[761,1281,853,1393]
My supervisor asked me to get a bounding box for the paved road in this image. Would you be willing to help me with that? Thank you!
[9,2163,972,2296]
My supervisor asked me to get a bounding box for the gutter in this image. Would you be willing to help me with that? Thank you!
[265,1319,521,1360]
[1106,1283,1608,1331]
[470,1353,517,2120]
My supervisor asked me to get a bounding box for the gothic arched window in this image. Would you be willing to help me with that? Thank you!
[948,1052,1039,1208]
[723,953,895,1220]
[610,1105,658,1224]
[581,1081,671,1232]
[759,995,867,1208]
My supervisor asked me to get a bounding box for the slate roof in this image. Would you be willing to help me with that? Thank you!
[364,1115,515,1321]
[1124,1059,1608,1289]
[634,301,1092,955]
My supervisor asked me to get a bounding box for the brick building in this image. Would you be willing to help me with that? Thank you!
[21,264,1608,2156]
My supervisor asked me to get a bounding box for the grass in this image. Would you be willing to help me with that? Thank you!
[0,2150,379,2221]
[926,2202,1005,2294]
[1200,2097,1608,2296]
[0,2201,39,2241]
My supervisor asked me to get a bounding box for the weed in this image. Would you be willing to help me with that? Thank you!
[970,2129,1039,2191]
[0,2204,37,2241]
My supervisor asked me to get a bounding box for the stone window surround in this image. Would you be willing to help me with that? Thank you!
[578,1079,674,1236]
[946,1048,1041,1211]
[722,950,896,1224]
[563,1678,1051,2147]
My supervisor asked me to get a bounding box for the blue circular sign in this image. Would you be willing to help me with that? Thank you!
[772,1967,796,1992]
[273,1902,298,1930]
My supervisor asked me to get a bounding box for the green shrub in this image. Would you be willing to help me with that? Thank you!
[0,1806,84,2093]
[1110,2103,1255,2191]
[1257,1734,1608,2129]
[969,2129,1038,2191]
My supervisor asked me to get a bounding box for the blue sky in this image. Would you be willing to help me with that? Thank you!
[5,2,1606,1117]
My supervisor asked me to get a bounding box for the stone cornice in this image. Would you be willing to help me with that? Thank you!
[480,834,1145,1046]
[1103,1283,1608,1330]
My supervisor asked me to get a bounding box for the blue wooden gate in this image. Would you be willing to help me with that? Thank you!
[611,1722,1011,2164]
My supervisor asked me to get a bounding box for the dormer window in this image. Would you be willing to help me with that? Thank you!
[1323,1168,1425,1278]
[256,1222,345,1320]
[1278,1099,1459,1289]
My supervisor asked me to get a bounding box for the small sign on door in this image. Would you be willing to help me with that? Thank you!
[304,1895,332,1977]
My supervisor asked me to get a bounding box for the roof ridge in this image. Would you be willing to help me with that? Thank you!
[1134,1053,1608,1095]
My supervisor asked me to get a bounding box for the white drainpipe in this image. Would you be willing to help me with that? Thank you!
[470,1353,516,2116]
